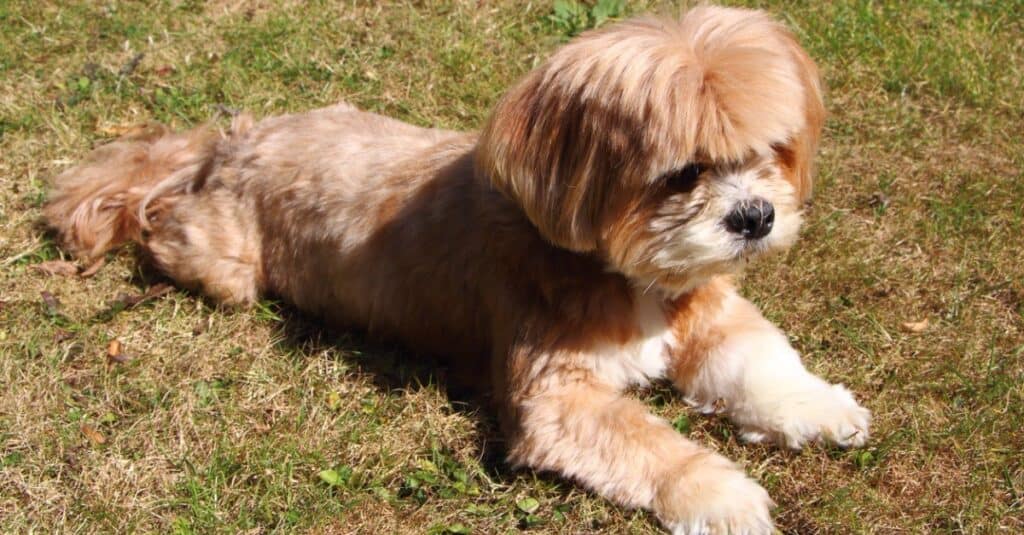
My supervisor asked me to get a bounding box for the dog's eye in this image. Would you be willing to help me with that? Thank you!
[663,163,705,193]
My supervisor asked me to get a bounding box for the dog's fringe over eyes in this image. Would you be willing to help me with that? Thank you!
[45,6,866,534]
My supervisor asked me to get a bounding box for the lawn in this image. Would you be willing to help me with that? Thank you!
[0,0,1021,533]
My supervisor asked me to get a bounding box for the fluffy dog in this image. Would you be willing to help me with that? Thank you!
[46,6,869,533]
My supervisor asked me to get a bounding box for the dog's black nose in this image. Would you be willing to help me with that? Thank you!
[725,198,774,239]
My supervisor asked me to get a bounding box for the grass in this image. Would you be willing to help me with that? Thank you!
[0,0,1021,533]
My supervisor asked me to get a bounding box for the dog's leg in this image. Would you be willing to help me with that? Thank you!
[669,281,870,449]
[504,369,773,534]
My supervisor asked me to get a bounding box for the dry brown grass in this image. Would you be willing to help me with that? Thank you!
[1,1,1022,533]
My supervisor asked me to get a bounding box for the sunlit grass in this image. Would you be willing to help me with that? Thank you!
[1,1,1021,533]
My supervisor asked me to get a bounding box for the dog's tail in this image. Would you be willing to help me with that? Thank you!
[45,123,227,263]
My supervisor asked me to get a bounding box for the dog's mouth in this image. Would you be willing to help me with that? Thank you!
[634,232,787,295]
[737,237,771,258]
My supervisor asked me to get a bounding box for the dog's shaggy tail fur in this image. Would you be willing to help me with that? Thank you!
[45,123,222,263]
[47,116,264,304]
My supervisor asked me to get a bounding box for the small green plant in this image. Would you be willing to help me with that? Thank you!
[318,465,366,490]
[672,413,691,434]
[515,496,543,528]
[548,0,625,38]
[427,523,472,535]
[399,449,482,504]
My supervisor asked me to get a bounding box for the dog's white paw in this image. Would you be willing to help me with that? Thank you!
[656,455,774,535]
[739,382,870,450]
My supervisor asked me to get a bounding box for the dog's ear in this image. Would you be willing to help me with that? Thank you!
[776,33,826,203]
[477,74,618,251]
[475,32,658,252]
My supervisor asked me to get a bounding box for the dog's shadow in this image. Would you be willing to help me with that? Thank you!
[270,315,678,530]
[265,302,517,476]
[74,243,510,466]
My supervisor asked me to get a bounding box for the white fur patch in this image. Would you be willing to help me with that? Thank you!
[683,291,871,449]
[589,290,675,389]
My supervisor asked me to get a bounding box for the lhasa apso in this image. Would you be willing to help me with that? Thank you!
[47,6,869,533]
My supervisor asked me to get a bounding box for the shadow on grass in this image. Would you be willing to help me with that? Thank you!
[268,304,516,476]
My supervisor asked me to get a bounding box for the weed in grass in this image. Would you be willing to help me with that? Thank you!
[548,0,626,37]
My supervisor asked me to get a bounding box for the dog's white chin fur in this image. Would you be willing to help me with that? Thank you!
[45,6,869,534]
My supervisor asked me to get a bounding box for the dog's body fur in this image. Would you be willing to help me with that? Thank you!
[46,7,870,533]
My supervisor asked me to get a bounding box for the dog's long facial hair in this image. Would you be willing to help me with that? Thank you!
[45,6,870,534]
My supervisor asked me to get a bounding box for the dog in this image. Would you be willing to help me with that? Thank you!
[46,6,870,533]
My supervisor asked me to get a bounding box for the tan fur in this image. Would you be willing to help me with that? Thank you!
[45,124,220,262]
[45,8,866,534]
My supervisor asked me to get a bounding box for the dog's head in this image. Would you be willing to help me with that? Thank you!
[477,6,825,293]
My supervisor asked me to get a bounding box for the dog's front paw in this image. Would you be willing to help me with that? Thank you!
[738,381,870,450]
[655,454,774,535]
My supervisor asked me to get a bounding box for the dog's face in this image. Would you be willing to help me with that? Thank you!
[617,153,809,291]
[478,6,825,293]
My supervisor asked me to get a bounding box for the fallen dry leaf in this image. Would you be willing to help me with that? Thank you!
[192,317,210,336]
[79,257,105,278]
[107,352,132,364]
[40,291,61,315]
[118,52,144,76]
[95,123,153,138]
[142,282,175,300]
[31,260,78,277]
[107,283,175,312]
[80,424,106,446]
[868,192,890,209]
[126,283,175,308]
[65,343,85,362]
[53,329,75,343]
[106,339,131,364]
[95,124,133,137]
[901,318,929,333]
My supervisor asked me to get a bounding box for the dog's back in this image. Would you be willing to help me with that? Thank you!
[45,103,460,305]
